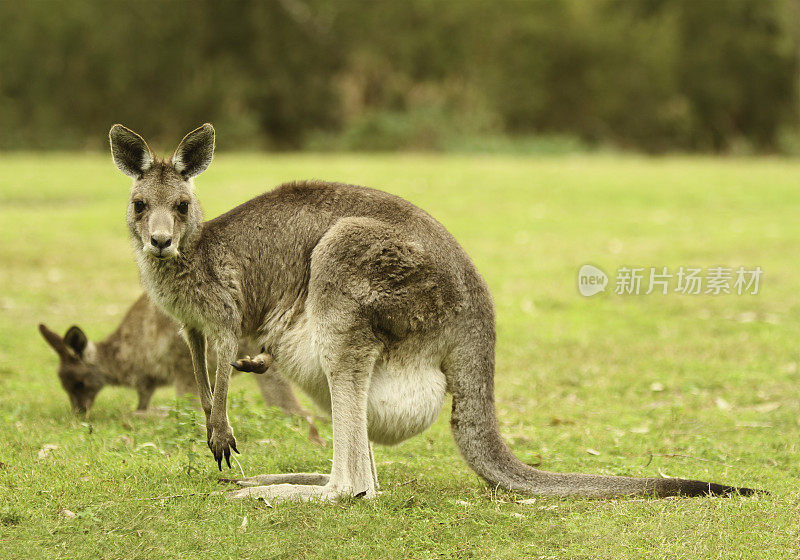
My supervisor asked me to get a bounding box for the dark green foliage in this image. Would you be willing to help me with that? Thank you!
[0,0,796,152]
[0,0,341,150]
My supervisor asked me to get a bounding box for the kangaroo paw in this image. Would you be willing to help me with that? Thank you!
[230,352,273,374]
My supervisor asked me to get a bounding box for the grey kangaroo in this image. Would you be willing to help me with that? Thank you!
[108,123,757,501]
[39,294,311,420]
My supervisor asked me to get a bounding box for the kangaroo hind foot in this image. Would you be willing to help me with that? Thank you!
[220,473,330,487]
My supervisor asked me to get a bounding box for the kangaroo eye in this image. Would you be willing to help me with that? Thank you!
[176,201,189,215]
[133,200,146,213]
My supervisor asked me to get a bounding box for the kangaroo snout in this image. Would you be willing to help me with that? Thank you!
[150,233,172,249]
[145,210,179,258]
[145,230,178,258]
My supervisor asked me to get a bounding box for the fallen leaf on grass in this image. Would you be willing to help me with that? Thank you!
[135,442,163,453]
[586,448,600,456]
[751,402,780,413]
[736,311,757,324]
[715,397,731,410]
[764,314,780,325]
[58,509,76,519]
[255,497,273,508]
[37,444,59,460]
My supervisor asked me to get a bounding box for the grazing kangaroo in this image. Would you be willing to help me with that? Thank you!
[108,123,757,501]
[38,294,312,420]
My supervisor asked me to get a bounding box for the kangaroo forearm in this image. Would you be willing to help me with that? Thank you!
[210,371,230,423]
[185,328,213,415]
[210,335,238,424]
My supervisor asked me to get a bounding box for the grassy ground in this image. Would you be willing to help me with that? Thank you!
[0,152,798,559]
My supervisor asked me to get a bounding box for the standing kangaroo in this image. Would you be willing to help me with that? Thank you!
[108,123,756,501]
[38,294,312,419]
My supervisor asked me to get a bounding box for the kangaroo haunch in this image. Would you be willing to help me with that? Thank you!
[108,123,758,501]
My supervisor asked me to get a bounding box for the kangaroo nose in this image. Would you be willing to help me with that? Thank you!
[150,234,172,249]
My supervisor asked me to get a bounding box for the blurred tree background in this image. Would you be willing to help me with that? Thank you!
[0,0,797,153]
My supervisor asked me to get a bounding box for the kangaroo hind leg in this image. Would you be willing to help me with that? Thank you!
[226,221,392,502]
[225,328,378,502]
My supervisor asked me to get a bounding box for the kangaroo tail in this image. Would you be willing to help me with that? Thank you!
[446,306,759,498]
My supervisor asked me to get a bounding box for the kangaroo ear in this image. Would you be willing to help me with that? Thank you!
[64,325,88,358]
[39,323,69,358]
[109,124,154,179]
[171,123,215,178]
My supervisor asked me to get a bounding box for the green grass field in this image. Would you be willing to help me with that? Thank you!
[1,153,798,558]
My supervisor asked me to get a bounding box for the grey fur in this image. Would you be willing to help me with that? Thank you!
[109,123,758,499]
[171,124,215,178]
[109,125,153,179]
[39,294,312,419]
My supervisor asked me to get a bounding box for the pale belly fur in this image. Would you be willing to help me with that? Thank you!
[268,315,447,445]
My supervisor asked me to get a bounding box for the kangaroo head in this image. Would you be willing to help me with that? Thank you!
[38,323,104,415]
[108,124,214,260]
